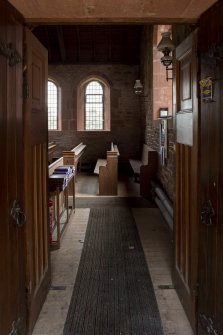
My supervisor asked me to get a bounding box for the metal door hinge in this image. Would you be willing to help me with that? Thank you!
[26,280,32,296]
[10,200,26,228]
[192,286,198,297]
[201,199,215,226]
[199,313,218,335]
[9,317,22,335]
[0,41,22,66]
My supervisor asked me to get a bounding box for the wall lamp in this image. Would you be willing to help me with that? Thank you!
[157,32,175,81]
[134,79,143,95]
[134,80,148,98]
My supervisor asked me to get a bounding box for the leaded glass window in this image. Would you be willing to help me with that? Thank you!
[48,80,58,130]
[85,81,104,130]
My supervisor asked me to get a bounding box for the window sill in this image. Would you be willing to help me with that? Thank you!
[48,129,62,132]
[77,129,111,132]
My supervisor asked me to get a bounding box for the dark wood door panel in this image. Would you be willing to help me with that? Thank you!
[0,1,26,334]
[216,66,223,334]
[180,52,192,111]
[24,28,50,334]
[173,31,199,332]
[198,3,223,332]
[199,58,223,335]
[176,36,193,112]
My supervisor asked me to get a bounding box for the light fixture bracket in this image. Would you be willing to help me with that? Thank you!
[157,31,175,81]
[166,67,173,81]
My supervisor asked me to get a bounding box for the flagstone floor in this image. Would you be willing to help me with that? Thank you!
[32,173,194,335]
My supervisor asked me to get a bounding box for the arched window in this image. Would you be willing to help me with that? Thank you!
[85,81,104,130]
[77,76,111,131]
[48,80,59,130]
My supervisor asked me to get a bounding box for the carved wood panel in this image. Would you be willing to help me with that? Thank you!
[173,31,199,332]
[23,28,50,334]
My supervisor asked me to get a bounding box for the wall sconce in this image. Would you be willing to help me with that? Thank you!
[157,32,175,81]
[134,79,143,95]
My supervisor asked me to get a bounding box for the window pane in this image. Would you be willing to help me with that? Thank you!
[85,81,104,130]
[86,81,103,94]
[86,95,103,103]
[48,81,58,130]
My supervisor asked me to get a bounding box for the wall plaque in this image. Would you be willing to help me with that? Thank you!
[199,77,213,102]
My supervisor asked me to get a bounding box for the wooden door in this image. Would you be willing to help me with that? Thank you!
[197,3,223,333]
[173,31,199,332]
[198,39,223,335]
[0,1,26,334]
[23,28,50,334]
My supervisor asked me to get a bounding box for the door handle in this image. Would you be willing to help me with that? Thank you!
[201,199,215,226]
[10,200,26,227]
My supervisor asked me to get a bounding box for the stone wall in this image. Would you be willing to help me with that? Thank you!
[48,64,142,169]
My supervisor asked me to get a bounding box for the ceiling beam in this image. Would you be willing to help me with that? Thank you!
[56,26,66,63]
[44,26,52,61]
[23,17,201,24]
[76,26,80,62]
[8,0,218,24]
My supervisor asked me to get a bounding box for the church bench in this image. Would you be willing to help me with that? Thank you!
[49,142,86,183]
[48,157,64,176]
[94,143,119,195]
[63,142,86,175]
[48,141,57,164]
[129,143,158,196]
[49,143,84,201]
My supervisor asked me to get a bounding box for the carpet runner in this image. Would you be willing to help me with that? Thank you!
[63,207,163,335]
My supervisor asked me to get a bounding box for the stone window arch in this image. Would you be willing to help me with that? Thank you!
[77,75,111,131]
[48,78,61,130]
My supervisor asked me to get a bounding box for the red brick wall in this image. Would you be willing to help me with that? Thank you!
[140,26,175,201]
[153,25,173,119]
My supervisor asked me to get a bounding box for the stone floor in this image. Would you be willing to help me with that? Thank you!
[32,174,194,335]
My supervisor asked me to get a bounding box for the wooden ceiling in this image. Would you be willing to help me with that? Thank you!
[9,0,217,23]
[33,25,142,65]
[10,0,217,65]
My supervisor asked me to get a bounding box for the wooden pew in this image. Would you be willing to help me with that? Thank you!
[48,141,56,163]
[94,143,119,195]
[63,142,86,177]
[49,142,86,188]
[48,156,64,176]
[129,143,158,196]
